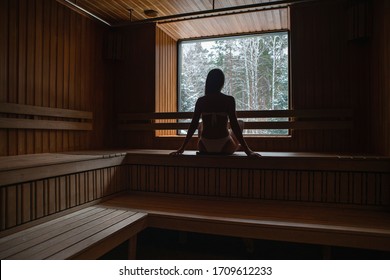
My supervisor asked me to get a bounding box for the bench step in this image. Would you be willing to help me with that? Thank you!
[100,193,390,252]
[0,206,147,260]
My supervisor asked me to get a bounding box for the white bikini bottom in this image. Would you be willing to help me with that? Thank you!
[199,136,232,153]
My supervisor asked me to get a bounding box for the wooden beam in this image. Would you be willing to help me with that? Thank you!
[0,103,93,119]
[0,118,92,131]
[118,109,353,121]
[117,120,353,131]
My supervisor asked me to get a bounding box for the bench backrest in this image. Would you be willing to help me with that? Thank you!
[0,103,93,131]
[117,109,353,131]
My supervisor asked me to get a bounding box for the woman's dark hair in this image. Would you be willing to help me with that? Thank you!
[205,69,225,95]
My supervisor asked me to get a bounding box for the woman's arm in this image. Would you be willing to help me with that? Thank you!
[227,97,260,157]
[170,99,202,155]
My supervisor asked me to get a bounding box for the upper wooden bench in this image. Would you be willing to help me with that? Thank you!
[0,151,127,186]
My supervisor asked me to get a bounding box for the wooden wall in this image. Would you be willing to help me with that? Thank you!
[369,0,390,156]
[3,0,388,156]
[123,153,390,207]
[111,23,156,148]
[155,27,177,137]
[113,1,358,153]
[128,164,390,206]
[114,0,390,156]
[1,165,128,230]
[0,0,112,156]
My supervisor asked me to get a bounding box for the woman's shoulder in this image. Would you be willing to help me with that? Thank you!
[196,95,207,105]
[197,93,234,105]
[221,93,235,103]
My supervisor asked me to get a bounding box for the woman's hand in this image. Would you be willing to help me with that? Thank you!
[169,148,184,156]
[244,148,261,157]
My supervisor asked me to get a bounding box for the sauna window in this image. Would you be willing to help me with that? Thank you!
[178,32,290,136]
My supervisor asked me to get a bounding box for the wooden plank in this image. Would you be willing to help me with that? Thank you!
[5,185,17,229]
[0,206,99,242]
[123,150,390,173]
[25,0,36,154]
[0,186,6,230]
[0,155,125,186]
[2,207,119,259]
[0,118,92,130]
[0,207,108,258]
[118,109,353,121]
[117,120,353,130]
[48,212,147,260]
[100,193,390,251]
[34,0,44,154]
[7,210,138,259]
[49,0,58,153]
[17,0,28,155]
[0,103,93,120]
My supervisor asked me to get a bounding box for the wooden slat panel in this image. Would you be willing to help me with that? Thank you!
[7,208,128,259]
[1,0,109,156]
[0,207,109,258]
[122,150,390,206]
[50,212,147,260]
[58,0,289,31]
[0,164,129,231]
[0,153,125,188]
[0,207,146,260]
[158,8,290,40]
[0,118,92,131]
[369,0,390,156]
[155,26,177,136]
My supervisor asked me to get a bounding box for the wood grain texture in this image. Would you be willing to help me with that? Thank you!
[0,152,129,230]
[369,0,390,156]
[155,26,177,136]
[0,206,147,259]
[101,193,390,251]
[0,0,110,156]
[123,150,390,206]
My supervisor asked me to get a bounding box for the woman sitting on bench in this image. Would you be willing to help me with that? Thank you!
[171,69,260,157]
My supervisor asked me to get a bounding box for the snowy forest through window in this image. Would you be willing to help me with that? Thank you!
[178,32,289,135]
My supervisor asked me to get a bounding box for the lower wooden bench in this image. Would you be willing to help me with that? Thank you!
[0,206,147,260]
[101,192,390,253]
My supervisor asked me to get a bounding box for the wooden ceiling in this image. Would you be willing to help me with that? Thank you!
[158,8,289,40]
[58,0,293,40]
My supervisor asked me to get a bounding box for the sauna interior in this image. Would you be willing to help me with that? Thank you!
[0,0,389,260]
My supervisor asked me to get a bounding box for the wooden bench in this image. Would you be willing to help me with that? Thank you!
[0,206,147,260]
[1,149,389,259]
[0,151,128,230]
[124,149,390,207]
[0,150,146,260]
[101,192,390,253]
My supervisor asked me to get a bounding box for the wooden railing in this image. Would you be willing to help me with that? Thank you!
[0,103,93,131]
[117,109,353,131]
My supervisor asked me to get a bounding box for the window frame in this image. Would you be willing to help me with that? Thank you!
[176,30,292,137]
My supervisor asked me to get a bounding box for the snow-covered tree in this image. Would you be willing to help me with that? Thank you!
[178,32,289,135]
